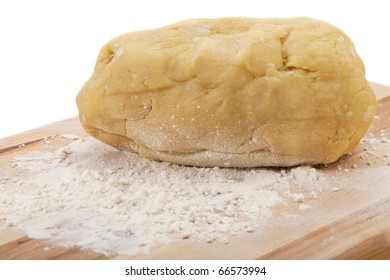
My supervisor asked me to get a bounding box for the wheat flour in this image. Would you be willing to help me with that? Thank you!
[0,136,325,256]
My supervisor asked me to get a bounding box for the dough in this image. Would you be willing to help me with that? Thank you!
[76,17,376,167]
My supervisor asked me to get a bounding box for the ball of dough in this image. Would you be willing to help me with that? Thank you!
[76,17,376,167]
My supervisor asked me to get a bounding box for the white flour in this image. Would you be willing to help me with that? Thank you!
[0,136,325,256]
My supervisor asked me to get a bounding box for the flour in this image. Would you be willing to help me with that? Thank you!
[0,136,325,256]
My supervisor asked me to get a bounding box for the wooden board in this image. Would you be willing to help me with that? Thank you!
[1,82,390,260]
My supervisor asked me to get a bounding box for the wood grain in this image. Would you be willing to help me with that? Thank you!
[259,197,390,259]
[0,82,389,260]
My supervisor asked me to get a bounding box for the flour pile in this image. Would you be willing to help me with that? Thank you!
[0,136,324,256]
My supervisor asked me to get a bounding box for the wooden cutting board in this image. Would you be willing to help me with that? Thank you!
[0,83,389,260]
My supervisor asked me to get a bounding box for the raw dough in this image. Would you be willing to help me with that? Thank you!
[76,17,376,167]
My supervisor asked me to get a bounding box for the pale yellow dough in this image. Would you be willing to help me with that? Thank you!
[76,17,376,167]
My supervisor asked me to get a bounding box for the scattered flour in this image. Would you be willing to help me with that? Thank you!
[357,129,390,167]
[0,136,325,256]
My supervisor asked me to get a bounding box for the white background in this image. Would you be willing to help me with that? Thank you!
[0,0,389,139]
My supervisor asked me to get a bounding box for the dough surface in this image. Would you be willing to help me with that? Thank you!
[76,17,376,167]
